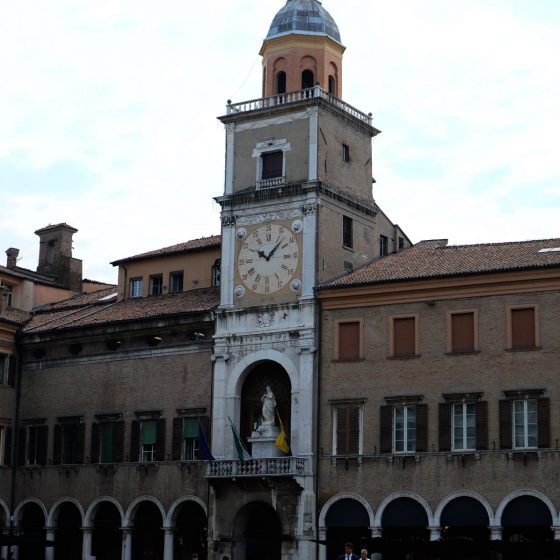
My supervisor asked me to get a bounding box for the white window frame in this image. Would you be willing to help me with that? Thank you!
[512,399,537,449]
[140,420,157,462]
[331,402,365,457]
[252,138,291,188]
[452,402,476,451]
[393,405,416,454]
[129,277,143,298]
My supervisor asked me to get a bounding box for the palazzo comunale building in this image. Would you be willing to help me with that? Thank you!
[1,2,559,560]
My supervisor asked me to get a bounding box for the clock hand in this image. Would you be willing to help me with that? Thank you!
[249,248,267,258]
[266,237,284,261]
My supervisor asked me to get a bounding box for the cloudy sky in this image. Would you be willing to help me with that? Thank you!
[1,0,559,284]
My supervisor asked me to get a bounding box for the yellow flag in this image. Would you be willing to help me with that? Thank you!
[275,413,290,454]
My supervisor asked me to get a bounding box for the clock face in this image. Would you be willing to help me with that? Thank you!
[237,223,300,294]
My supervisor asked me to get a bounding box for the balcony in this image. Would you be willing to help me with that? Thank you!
[256,176,287,190]
[206,456,307,479]
[225,86,373,126]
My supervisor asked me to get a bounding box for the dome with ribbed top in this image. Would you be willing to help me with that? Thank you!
[266,0,341,44]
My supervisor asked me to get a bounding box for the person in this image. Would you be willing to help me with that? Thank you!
[338,542,359,560]
[360,549,369,559]
[261,385,276,426]
[191,554,198,560]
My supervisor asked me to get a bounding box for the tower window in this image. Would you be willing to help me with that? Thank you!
[342,215,353,249]
[301,69,314,90]
[277,71,286,95]
[328,75,336,95]
[261,151,283,180]
[342,144,350,162]
[380,235,389,256]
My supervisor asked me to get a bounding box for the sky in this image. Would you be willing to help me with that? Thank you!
[1,0,559,284]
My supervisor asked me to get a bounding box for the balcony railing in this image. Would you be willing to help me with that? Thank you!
[206,456,307,478]
[256,176,286,190]
[226,86,373,126]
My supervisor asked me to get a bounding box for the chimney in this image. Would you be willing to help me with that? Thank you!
[0,286,10,313]
[6,248,19,268]
[34,223,83,292]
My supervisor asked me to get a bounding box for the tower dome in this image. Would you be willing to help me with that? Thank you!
[260,0,345,98]
[266,0,341,44]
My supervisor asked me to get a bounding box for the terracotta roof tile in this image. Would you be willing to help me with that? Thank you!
[24,287,219,333]
[0,265,57,285]
[40,287,118,311]
[111,235,221,265]
[322,238,560,288]
[0,307,31,325]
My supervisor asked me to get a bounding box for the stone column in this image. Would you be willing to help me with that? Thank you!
[163,527,174,560]
[81,527,92,560]
[429,526,441,541]
[490,526,502,541]
[45,528,55,560]
[318,528,327,560]
[121,527,132,560]
[553,526,560,540]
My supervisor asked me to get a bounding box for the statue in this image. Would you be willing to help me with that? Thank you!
[261,385,276,427]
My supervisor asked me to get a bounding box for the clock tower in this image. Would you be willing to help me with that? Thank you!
[208,2,408,559]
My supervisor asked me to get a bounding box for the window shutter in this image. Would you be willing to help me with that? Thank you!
[75,423,85,464]
[338,322,360,360]
[172,417,183,461]
[130,421,140,462]
[91,423,100,464]
[52,424,62,465]
[17,427,26,466]
[416,404,428,453]
[7,356,16,386]
[38,425,48,465]
[537,398,550,449]
[475,401,489,450]
[114,421,125,463]
[511,308,535,349]
[451,313,475,352]
[499,400,512,449]
[4,427,12,466]
[438,403,451,452]
[347,407,359,455]
[393,318,415,356]
[155,418,166,461]
[380,406,393,453]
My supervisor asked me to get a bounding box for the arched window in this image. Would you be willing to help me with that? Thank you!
[276,71,286,95]
[328,75,337,96]
[301,69,314,90]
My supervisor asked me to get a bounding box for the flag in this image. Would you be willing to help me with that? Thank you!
[275,411,290,454]
[198,421,215,461]
[229,417,251,461]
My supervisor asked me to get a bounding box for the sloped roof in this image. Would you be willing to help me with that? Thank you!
[321,238,560,289]
[0,307,31,326]
[111,235,221,266]
[0,264,57,285]
[24,287,219,333]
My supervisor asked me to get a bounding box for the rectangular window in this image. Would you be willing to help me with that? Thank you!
[453,403,476,451]
[26,425,41,465]
[335,320,362,360]
[342,215,353,249]
[129,277,143,298]
[342,144,350,162]
[149,275,163,296]
[0,354,6,384]
[449,311,476,353]
[170,271,184,293]
[380,235,389,256]
[398,237,405,250]
[182,418,200,461]
[510,307,537,349]
[211,260,221,287]
[261,151,283,180]
[141,420,157,462]
[0,425,5,465]
[513,399,538,449]
[334,406,361,455]
[394,405,416,453]
[391,316,417,357]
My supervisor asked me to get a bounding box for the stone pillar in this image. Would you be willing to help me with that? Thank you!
[121,527,132,560]
[490,526,502,540]
[45,529,55,560]
[318,528,327,560]
[81,527,92,560]
[553,526,560,540]
[163,527,174,560]
[429,526,441,541]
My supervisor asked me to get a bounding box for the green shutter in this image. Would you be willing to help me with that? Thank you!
[183,418,198,439]
[100,424,115,463]
[141,421,157,445]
